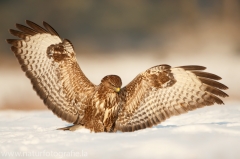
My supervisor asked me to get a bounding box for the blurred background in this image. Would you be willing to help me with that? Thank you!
[0,0,239,110]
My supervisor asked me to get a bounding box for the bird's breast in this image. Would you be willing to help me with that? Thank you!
[92,92,120,121]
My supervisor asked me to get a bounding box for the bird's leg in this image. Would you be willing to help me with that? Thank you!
[57,124,84,131]
[93,120,105,132]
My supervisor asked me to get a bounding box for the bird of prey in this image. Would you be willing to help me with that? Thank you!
[7,20,228,132]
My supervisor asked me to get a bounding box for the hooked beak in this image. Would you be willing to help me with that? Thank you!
[115,87,121,93]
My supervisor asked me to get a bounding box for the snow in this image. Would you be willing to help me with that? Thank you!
[1,102,240,159]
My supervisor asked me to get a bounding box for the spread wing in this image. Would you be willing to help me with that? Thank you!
[7,20,96,124]
[116,65,228,132]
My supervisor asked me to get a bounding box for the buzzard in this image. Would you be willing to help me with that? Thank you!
[7,21,228,132]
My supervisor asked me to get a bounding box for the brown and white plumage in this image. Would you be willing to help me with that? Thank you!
[7,21,229,133]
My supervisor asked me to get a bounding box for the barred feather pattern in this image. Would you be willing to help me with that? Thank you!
[7,20,95,124]
[7,21,228,133]
[116,65,228,132]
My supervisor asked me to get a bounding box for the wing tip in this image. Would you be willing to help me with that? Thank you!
[191,71,222,80]
[14,20,59,36]
[177,65,206,70]
[199,77,229,90]
[42,21,60,36]
[6,39,14,44]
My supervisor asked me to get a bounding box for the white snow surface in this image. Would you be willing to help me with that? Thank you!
[0,102,240,159]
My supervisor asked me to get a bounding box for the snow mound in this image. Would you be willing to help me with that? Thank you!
[0,102,240,159]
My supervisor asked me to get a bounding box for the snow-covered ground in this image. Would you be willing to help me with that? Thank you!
[0,102,240,159]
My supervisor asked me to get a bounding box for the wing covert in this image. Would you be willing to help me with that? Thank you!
[116,65,228,132]
[7,20,96,124]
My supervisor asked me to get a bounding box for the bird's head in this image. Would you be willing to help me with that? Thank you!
[101,75,122,93]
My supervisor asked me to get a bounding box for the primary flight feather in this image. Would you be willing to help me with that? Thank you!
[7,20,228,132]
